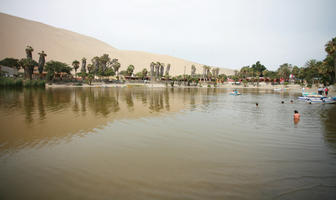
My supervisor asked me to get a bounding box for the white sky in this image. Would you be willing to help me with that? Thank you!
[1,0,335,70]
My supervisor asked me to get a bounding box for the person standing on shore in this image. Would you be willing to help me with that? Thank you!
[324,87,329,96]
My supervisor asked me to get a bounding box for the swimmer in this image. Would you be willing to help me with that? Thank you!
[281,101,284,104]
[290,100,293,103]
[256,103,258,107]
[294,110,300,120]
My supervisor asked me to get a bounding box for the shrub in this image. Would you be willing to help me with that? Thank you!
[23,80,45,88]
[73,82,82,86]
[23,80,32,87]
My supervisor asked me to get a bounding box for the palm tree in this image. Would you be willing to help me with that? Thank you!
[155,62,160,79]
[111,59,121,76]
[127,65,135,76]
[305,59,322,85]
[142,68,148,79]
[99,54,111,72]
[25,45,34,59]
[202,65,207,81]
[72,60,80,77]
[325,37,336,81]
[150,62,155,80]
[191,65,196,77]
[277,63,292,81]
[240,66,250,79]
[81,57,87,73]
[159,63,165,77]
[87,64,93,74]
[165,64,171,77]
[19,58,38,80]
[38,51,47,79]
[206,66,211,80]
[91,56,100,74]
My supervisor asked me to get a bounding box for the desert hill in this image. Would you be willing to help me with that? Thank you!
[0,12,234,76]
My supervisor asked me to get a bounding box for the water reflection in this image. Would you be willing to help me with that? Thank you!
[323,105,336,150]
[0,88,215,152]
[1,88,336,153]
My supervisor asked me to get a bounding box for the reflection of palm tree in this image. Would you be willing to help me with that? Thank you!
[164,89,170,111]
[72,88,79,113]
[23,89,34,124]
[37,89,46,120]
[124,90,134,110]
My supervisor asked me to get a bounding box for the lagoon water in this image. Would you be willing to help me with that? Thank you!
[0,87,336,200]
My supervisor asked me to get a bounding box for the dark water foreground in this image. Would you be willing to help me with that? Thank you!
[0,88,335,200]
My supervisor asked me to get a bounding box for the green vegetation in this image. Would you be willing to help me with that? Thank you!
[23,80,45,88]
[18,58,38,80]
[0,78,45,88]
[0,77,23,88]
[0,58,20,70]
[1,37,335,89]
[232,37,336,86]
[72,60,80,76]
[45,60,72,81]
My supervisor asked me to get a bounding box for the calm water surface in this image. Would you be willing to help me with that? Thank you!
[0,88,336,200]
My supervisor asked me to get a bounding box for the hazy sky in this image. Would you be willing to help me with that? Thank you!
[1,0,335,70]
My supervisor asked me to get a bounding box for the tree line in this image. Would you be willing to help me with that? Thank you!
[1,37,335,87]
[230,37,336,86]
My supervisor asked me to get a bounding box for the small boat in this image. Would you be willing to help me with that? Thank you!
[306,97,336,104]
[298,95,323,100]
[230,91,241,95]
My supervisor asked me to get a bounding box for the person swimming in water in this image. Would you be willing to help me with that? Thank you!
[294,110,300,119]
[281,101,284,104]
[256,103,258,107]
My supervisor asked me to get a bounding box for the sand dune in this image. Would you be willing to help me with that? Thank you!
[0,12,234,76]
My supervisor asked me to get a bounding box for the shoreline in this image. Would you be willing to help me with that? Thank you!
[45,82,336,96]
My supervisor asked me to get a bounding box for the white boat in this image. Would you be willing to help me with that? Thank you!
[306,97,336,104]
[298,92,323,101]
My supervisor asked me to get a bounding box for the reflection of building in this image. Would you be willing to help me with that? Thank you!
[0,65,18,77]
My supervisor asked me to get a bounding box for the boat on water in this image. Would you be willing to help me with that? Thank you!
[298,94,323,100]
[306,97,336,104]
[274,88,289,91]
[230,92,241,96]
[230,90,241,96]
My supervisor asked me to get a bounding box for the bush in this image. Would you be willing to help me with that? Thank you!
[0,78,23,88]
[73,82,82,86]
[23,80,45,88]
[23,80,32,87]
